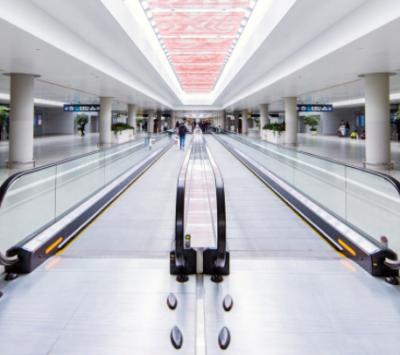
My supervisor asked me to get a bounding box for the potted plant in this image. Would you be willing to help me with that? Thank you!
[262,122,286,144]
[76,114,89,137]
[0,106,9,141]
[111,122,135,143]
[304,115,320,135]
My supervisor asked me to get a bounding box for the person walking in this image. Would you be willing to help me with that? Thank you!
[79,121,86,137]
[178,122,188,150]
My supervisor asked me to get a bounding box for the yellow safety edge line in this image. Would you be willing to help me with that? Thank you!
[45,237,64,255]
[338,239,357,257]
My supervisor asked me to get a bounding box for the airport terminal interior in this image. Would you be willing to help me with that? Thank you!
[1,0,400,354]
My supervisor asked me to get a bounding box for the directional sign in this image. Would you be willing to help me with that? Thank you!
[297,104,333,113]
[63,104,100,112]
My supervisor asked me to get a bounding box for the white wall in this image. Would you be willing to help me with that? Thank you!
[39,107,75,135]
[36,109,100,136]
[320,108,360,135]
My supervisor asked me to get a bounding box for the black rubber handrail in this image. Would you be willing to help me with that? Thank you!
[174,145,192,273]
[173,133,228,277]
[0,252,17,267]
[204,144,227,266]
[223,130,400,196]
[0,132,167,208]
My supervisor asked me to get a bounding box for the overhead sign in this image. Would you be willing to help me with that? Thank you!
[297,104,333,113]
[63,104,100,112]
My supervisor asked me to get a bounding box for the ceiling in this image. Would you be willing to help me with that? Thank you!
[0,0,399,112]
[140,0,256,93]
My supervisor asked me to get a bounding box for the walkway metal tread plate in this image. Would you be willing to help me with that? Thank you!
[204,259,400,355]
[0,258,196,355]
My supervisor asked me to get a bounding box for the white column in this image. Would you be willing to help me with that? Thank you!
[99,97,112,145]
[284,97,298,145]
[171,111,177,129]
[8,74,36,167]
[127,104,137,131]
[242,110,248,134]
[234,114,239,132]
[148,112,155,133]
[364,73,391,169]
[259,104,269,136]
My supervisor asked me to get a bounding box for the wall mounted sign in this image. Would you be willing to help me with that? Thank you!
[297,104,333,113]
[63,104,100,112]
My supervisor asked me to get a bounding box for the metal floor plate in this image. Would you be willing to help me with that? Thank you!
[0,258,196,355]
[204,258,400,355]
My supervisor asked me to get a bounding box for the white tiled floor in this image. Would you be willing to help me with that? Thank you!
[0,134,100,184]
[296,133,400,180]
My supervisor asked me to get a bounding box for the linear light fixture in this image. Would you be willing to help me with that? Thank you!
[332,92,400,108]
[0,93,65,107]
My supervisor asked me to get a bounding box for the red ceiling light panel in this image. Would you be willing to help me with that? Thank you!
[140,0,257,93]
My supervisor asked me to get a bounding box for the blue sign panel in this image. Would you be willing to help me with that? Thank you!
[297,104,333,113]
[63,104,100,112]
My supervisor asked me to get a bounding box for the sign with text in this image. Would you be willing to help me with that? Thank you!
[297,104,333,113]
[63,104,100,113]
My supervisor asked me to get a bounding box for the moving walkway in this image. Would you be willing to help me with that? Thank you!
[170,130,229,283]
[0,129,399,354]
[216,131,400,275]
[0,133,172,274]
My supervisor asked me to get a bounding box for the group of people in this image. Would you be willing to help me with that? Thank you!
[338,120,365,140]
[145,120,189,151]
[147,119,212,151]
[198,121,211,133]
[337,121,350,137]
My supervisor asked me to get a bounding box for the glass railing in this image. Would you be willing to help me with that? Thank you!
[220,132,400,255]
[0,135,170,254]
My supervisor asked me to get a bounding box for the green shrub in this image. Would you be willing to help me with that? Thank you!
[263,122,285,132]
[395,109,400,122]
[0,106,9,126]
[76,114,89,126]
[304,115,320,131]
[112,123,134,133]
